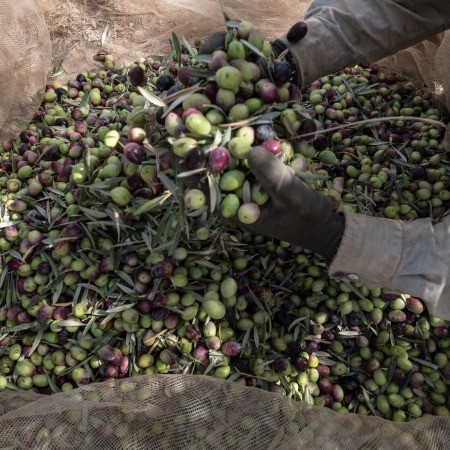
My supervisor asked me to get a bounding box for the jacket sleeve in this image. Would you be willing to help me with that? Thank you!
[279,0,450,86]
[328,213,450,320]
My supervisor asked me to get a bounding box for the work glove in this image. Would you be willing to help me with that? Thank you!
[199,22,308,86]
[241,147,345,264]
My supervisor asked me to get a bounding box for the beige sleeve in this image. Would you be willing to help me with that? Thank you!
[279,0,450,86]
[328,213,450,320]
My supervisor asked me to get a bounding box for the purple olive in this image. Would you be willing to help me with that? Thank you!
[272,61,292,86]
[208,146,230,173]
[178,66,192,86]
[156,74,175,91]
[61,223,83,240]
[298,118,317,135]
[183,146,207,171]
[36,305,53,323]
[124,142,147,164]
[294,356,309,372]
[262,139,282,155]
[151,261,173,279]
[259,82,278,104]
[255,125,275,143]
[129,65,147,87]
[222,341,242,357]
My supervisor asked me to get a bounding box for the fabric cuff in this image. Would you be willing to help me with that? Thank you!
[328,212,404,288]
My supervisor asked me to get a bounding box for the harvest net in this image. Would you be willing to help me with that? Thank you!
[1,374,449,449]
[1,1,450,449]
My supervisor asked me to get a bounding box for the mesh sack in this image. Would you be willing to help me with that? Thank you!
[0,375,449,450]
[0,0,51,141]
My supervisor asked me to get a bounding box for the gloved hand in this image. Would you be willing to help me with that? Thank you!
[199,22,308,86]
[199,31,227,54]
[241,147,345,264]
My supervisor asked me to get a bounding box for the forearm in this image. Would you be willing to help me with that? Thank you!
[329,213,450,320]
[281,0,450,86]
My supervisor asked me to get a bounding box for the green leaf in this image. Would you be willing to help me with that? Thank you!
[304,385,314,405]
[56,320,86,327]
[0,267,9,292]
[225,20,241,28]
[317,357,337,366]
[191,67,215,78]
[127,193,172,216]
[220,0,232,22]
[78,283,104,296]
[281,115,298,137]
[207,173,220,214]
[103,304,137,315]
[79,90,90,108]
[410,357,439,370]
[204,129,223,153]
[115,270,134,287]
[240,328,251,355]
[101,25,109,47]
[171,32,182,66]
[203,356,218,375]
[361,387,377,415]
[177,167,207,178]
[29,324,48,356]
[278,373,292,394]
[137,86,167,107]
[194,54,213,64]
[186,205,208,217]
[380,357,397,394]
[342,282,371,302]
[338,330,361,337]
[7,249,23,261]
[253,326,260,349]
[159,173,178,196]
[50,60,64,78]
[46,374,61,393]
[195,259,220,270]
[0,221,20,229]
[2,321,38,332]
[117,284,135,295]
[220,125,232,147]
[78,207,109,219]
[240,39,266,59]
[162,87,202,118]
[52,280,64,304]
[182,36,196,57]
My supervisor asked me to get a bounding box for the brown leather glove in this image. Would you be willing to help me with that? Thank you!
[241,147,345,264]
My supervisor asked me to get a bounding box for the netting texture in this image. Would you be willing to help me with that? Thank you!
[1,1,450,447]
[0,375,449,449]
[0,0,51,141]
[1,0,449,142]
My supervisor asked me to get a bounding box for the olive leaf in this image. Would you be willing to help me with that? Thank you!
[182,36,196,57]
[171,32,182,66]
[137,86,167,107]
[240,39,266,59]
[101,25,109,47]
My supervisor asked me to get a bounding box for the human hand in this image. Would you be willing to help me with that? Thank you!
[240,147,345,263]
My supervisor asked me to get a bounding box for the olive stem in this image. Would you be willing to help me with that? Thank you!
[292,116,447,140]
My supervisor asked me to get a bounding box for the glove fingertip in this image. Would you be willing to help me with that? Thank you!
[286,21,308,43]
[248,146,287,176]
